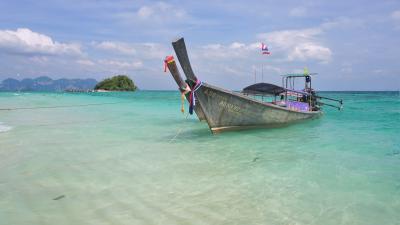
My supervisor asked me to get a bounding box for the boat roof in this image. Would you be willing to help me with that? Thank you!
[242,83,286,95]
[243,82,312,96]
[282,73,317,78]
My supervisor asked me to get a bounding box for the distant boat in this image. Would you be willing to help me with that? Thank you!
[93,89,111,93]
[165,38,342,133]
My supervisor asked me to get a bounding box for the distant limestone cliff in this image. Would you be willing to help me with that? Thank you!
[94,75,137,91]
[0,76,97,92]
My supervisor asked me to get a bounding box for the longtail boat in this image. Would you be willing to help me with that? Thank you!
[165,38,342,133]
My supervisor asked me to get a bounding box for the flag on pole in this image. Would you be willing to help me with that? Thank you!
[261,43,270,55]
[303,67,309,76]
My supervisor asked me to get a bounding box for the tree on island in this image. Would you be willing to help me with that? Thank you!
[94,75,137,91]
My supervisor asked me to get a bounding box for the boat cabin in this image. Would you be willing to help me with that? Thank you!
[242,73,319,112]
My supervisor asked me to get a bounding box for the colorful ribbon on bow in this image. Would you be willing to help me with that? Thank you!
[188,79,202,115]
[164,55,174,72]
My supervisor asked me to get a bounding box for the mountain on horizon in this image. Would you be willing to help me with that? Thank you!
[0,76,98,91]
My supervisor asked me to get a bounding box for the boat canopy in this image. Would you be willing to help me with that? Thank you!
[242,83,286,96]
[281,73,317,78]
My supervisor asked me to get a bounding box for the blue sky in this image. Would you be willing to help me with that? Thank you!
[0,0,399,90]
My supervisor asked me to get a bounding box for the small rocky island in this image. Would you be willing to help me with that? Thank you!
[94,75,137,91]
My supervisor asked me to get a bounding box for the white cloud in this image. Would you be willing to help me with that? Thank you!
[289,7,307,17]
[391,10,400,29]
[257,28,332,63]
[137,43,168,59]
[137,6,154,19]
[29,56,49,64]
[288,43,332,62]
[229,42,246,49]
[93,41,167,59]
[0,28,82,56]
[185,25,333,80]
[113,2,215,37]
[95,41,136,55]
[98,59,143,69]
[197,42,259,60]
[118,1,187,24]
[391,10,400,20]
[256,17,362,64]
[189,30,331,80]
[137,2,186,21]
[76,59,95,66]
[203,44,222,50]
[74,58,144,76]
[320,17,364,30]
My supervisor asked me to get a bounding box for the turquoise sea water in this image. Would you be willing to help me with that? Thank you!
[0,91,399,225]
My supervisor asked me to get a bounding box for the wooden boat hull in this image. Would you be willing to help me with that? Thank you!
[194,83,322,133]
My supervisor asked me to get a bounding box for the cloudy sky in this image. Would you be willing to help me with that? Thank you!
[0,0,399,90]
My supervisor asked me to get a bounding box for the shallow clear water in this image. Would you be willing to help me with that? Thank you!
[0,91,399,225]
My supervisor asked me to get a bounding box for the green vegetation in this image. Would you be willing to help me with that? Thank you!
[94,75,137,91]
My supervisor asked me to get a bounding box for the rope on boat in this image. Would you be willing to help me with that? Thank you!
[169,113,190,142]
[0,102,128,111]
